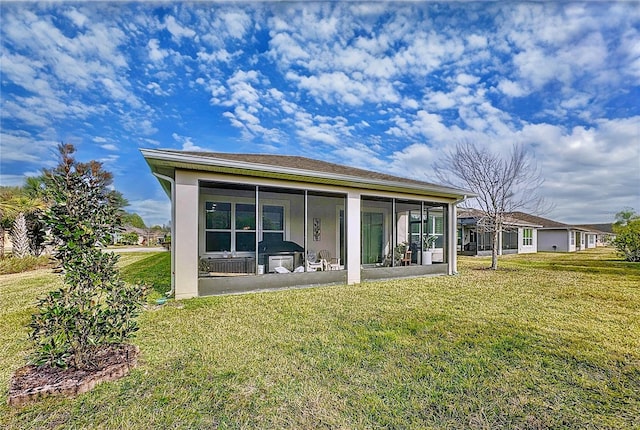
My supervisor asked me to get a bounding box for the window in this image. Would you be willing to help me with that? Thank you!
[523,228,533,246]
[235,203,256,252]
[204,202,256,253]
[502,230,518,250]
[424,211,445,248]
[204,201,288,253]
[478,231,492,251]
[262,205,284,242]
[570,232,575,245]
[205,202,232,252]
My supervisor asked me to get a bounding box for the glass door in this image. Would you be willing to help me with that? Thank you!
[361,212,384,264]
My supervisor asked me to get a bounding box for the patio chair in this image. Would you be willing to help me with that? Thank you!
[401,249,412,266]
[318,249,341,270]
[306,250,324,272]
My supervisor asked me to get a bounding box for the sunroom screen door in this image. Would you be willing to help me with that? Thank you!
[361,212,383,264]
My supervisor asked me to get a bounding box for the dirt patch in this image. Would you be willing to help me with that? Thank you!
[8,344,139,407]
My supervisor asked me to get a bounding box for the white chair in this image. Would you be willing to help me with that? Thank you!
[306,250,323,272]
[318,249,341,271]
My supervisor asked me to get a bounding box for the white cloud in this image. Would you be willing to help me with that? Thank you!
[164,15,196,40]
[172,132,204,151]
[497,79,528,98]
[466,34,487,49]
[148,38,168,62]
[0,132,58,164]
[0,174,30,186]
[456,73,480,86]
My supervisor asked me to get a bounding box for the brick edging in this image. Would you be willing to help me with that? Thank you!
[8,345,139,407]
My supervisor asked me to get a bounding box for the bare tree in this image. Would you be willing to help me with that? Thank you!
[435,142,546,270]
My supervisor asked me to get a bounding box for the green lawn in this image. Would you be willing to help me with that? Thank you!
[1,248,638,429]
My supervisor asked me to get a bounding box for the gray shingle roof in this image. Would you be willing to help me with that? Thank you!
[167,150,445,189]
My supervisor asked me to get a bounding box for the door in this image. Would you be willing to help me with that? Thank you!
[361,212,384,264]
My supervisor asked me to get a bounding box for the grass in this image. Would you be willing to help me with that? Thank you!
[119,251,171,295]
[1,248,638,428]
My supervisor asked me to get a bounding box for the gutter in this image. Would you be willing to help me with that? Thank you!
[153,172,176,298]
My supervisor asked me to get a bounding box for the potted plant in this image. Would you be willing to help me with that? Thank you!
[422,234,437,265]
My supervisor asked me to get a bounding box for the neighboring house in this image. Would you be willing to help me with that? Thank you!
[457,208,541,256]
[142,149,472,299]
[113,226,166,246]
[575,223,615,247]
[507,212,598,252]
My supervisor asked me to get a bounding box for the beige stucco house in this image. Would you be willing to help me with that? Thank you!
[142,149,471,299]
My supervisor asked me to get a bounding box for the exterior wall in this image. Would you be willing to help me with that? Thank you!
[448,203,457,274]
[517,227,538,254]
[174,170,200,299]
[346,191,361,285]
[306,194,341,259]
[586,233,597,249]
[172,168,460,298]
[538,230,570,252]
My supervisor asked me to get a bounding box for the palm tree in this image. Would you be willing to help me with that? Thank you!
[0,186,47,258]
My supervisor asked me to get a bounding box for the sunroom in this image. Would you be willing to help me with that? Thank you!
[141,149,471,299]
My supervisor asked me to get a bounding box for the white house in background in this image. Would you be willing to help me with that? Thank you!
[575,224,615,247]
[457,208,541,256]
[506,212,599,252]
[142,149,472,299]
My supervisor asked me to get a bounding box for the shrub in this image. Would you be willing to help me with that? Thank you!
[118,232,139,246]
[613,219,640,262]
[0,254,51,274]
[29,144,146,369]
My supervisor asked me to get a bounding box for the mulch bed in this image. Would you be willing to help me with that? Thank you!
[8,344,139,407]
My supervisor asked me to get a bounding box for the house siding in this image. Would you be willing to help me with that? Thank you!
[538,230,570,252]
[175,171,200,299]
[517,227,538,254]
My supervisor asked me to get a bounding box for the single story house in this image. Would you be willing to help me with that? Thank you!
[506,212,598,252]
[141,149,472,299]
[575,223,615,247]
[457,208,542,256]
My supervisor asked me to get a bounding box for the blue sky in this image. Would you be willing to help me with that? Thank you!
[1,2,639,227]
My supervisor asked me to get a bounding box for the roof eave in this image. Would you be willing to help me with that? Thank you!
[141,148,474,201]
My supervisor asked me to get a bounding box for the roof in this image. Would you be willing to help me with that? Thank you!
[575,223,615,234]
[141,148,473,201]
[457,208,543,228]
[506,212,593,231]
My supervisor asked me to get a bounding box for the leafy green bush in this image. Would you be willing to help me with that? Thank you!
[612,208,640,262]
[118,232,139,245]
[613,219,640,262]
[29,144,146,369]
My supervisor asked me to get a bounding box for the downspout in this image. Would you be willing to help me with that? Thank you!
[153,172,176,297]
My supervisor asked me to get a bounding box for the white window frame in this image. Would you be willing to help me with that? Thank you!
[201,198,288,256]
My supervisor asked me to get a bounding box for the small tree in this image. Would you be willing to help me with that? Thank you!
[612,208,640,262]
[10,212,30,258]
[29,144,145,369]
[435,142,547,270]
